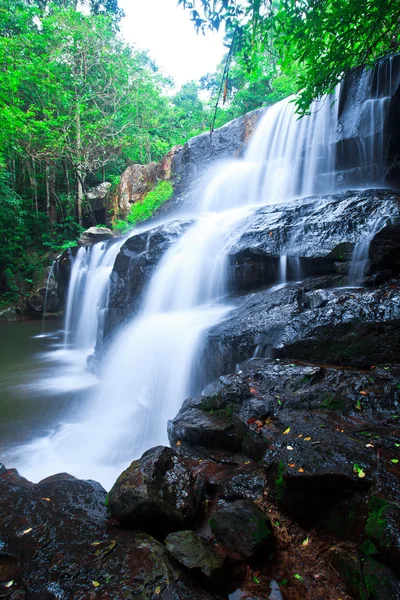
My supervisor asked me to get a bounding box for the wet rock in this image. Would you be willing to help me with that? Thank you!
[228,190,400,293]
[108,446,205,533]
[204,277,400,376]
[0,307,18,320]
[104,219,191,337]
[362,557,400,600]
[27,276,61,317]
[193,457,267,502]
[0,469,214,600]
[165,530,223,577]
[33,475,107,525]
[170,359,400,527]
[365,496,400,567]
[86,182,112,223]
[209,499,273,559]
[78,226,113,246]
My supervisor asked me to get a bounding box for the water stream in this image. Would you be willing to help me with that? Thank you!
[5,57,399,489]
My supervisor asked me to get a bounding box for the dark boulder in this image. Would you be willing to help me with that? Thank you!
[78,226,113,246]
[27,275,62,317]
[203,277,400,376]
[104,219,191,337]
[169,359,400,527]
[209,499,273,559]
[108,446,205,534]
[227,189,400,294]
[0,468,214,600]
[165,530,223,577]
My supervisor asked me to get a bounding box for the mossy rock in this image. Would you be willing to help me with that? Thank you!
[209,499,273,559]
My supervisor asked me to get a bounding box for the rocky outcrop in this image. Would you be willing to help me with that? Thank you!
[86,181,112,224]
[167,358,400,599]
[108,146,183,220]
[0,467,214,600]
[109,110,263,221]
[104,219,191,337]
[203,276,400,378]
[78,226,113,246]
[2,356,399,599]
[108,446,205,534]
[228,189,400,293]
[104,188,400,342]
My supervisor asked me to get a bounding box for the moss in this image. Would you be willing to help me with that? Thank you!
[208,516,217,532]
[359,540,378,558]
[365,497,389,543]
[320,395,345,411]
[250,514,271,544]
[273,460,286,503]
[114,180,174,232]
[201,402,235,421]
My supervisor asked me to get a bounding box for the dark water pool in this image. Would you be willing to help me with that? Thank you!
[0,320,96,473]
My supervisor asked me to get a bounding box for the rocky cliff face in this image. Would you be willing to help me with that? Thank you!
[104,54,400,225]
[102,188,400,342]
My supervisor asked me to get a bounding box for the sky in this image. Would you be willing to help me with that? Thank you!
[118,0,226,89]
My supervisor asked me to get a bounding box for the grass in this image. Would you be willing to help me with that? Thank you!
[114,181,173,233]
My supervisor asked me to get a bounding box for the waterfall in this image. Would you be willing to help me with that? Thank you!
[10,58,400,488]
[63,240,124,354]
[348,215,389,284]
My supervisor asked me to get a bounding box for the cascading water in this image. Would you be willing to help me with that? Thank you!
[10,58,400,488]
[63,240,125,354]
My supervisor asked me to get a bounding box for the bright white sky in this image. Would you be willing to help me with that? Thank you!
[118,0,226,89]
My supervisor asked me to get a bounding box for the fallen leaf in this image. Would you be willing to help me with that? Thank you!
[91,541,102,546]
[287,445,294,451]
[176,441,181,447]
[391,459,399,464]
[359,391,368,396]
[23,528,33,535]
[298,468,304,473]
[244,460,251,465]
[155,587,161,595]
[255,420,263,427]
[294,573,303,580]
[297,434,303,438]
[288,463,295,468]
[365,444,374,448]
[283,427,291,435]
[304,437,311,441]
[42,498,51,502]
[301,537,309,546]
[5,581,13,588]
[92,581,100,588]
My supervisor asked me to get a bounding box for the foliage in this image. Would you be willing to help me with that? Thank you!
[200,52,300,128]
[171,81,208,143]
[114,181,174,233]
[0,0,209,303]
[179,0,400,113]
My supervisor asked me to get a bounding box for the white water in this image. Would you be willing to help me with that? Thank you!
[9,59,399,488]
[348,215,389,284]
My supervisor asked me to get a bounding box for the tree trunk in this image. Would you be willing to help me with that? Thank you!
[45,161,51,219]
[76,99,83,226]
[27,158,39,217]
[49,164,56,223]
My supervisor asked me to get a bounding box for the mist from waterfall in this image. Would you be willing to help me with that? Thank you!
[9,57,399,488]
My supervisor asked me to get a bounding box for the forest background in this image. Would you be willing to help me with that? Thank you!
[0,0,398,305]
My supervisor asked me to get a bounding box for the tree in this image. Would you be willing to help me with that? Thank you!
[171,82,208,142]
[179,0,400,113]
